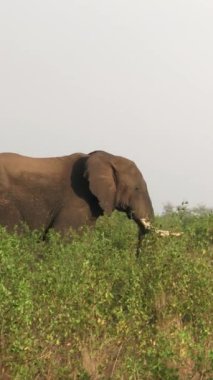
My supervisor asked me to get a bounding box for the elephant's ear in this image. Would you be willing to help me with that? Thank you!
[85,154,116,214]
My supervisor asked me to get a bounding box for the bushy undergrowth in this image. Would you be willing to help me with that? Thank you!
[0,211,213,379]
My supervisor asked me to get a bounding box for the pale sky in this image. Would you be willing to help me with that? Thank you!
[0,0,213,213]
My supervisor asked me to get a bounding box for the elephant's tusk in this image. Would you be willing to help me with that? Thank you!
[155,229,183,237]
[140,219,183,237]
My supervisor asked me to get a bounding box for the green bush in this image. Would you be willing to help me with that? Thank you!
[0,211,212,379]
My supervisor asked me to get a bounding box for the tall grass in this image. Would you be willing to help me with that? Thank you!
[0,211,213,379]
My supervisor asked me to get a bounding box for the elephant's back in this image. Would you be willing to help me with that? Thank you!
[0,152,59,175]
[0,152,87,179]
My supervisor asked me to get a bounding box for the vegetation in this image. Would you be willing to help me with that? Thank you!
[0,207,213,379]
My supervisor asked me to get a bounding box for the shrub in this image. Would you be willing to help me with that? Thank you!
[0,211,212,379]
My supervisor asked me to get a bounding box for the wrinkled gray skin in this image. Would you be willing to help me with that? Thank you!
[0,151,154,242]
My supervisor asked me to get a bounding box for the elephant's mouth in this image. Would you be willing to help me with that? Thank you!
[136,218,152,235]
[127,212,183,237]
[140,218,152,230]
[127,210,152,232]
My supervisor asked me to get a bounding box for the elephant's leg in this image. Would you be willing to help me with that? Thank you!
[0,201,23,232]
[51,205,90,234]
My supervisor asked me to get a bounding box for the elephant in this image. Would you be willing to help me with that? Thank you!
[0,150,154,242]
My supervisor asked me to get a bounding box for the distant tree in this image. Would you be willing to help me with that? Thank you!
[176,201,189,213]
[163,202,212,216]
[163,202,174,215]
[192,204,213,215]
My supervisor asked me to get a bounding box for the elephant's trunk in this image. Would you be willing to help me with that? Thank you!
[135,218,152,256]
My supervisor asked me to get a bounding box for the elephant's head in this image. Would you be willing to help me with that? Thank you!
[85,151,154,233]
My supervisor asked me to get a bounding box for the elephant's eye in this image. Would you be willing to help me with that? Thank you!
[135,186,139,191]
